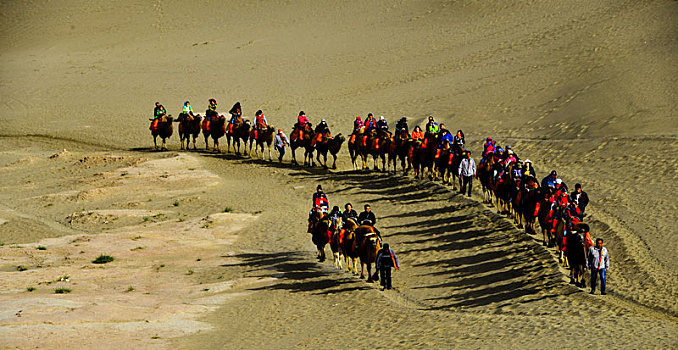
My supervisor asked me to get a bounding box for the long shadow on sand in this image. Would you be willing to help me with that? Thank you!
[223,252,370,295]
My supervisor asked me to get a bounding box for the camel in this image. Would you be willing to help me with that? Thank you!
[537,189,554,246]
[227,117,250,155]
[478,153,496,204]
[348,130,364,170]
[178,114,202,150]
[433,144,454,184]
[493,162,513,215]
[358,129,377,171]
[393,132,411,176]
[420,132,439,179]
[206,115,227,152]
[553,207,568,267]
[340,218,360,275]
[329,215,343,269]
[356,225,381,282]
[290,123,315,166]
[410,140,426,179]
[249,125,275,160]
[310,209,331,262]
[384,134,398,174]
[520,176,540,234]
[567,230,587,288]
[316,133,345,169]
[150,116,173,150]
[371,130,392,172]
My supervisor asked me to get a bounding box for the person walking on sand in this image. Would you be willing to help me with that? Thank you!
[274,129,289,163]
[376,243,399,290]
[588,238,610,295]
[458,151,476,197]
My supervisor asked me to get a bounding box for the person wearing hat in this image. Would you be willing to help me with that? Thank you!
[179,100,194,122]
[512,160,523,181]
[376,243,400,290]
[328,205,343,234]
[314,118,329,134]
[203,98,218,131]
[483,137,496,157]
[542,170,558,188]
[295,111,310,140]
[312,118,331,146]
[150,102,167,131]
[395,117,409,134]
[459,151,476,197]
[569,183,589,219]
[273,128,290,163]
[376,116,388,132]
[312,185,329,210]
[350,116,364,145]
[521,159,537,179]
[227,102,243,134]
[425,115,439,134]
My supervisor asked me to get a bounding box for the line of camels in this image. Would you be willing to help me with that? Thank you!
[151,113,594,289]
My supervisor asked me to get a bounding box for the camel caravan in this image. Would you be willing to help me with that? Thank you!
[150,100,598,289]
[476,138,592,288]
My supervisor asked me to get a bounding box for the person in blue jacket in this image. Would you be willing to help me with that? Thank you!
[541,170,558,188]
[376,243,400,290]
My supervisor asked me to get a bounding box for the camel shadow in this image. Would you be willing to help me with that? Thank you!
[223,252,370,295]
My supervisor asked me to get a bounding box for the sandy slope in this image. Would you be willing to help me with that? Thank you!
[1,0,677,348]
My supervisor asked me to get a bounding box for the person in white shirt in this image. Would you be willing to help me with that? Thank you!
[458,151,476,197]
[587,238,610,295]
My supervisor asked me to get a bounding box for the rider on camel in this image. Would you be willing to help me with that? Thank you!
[179,100,194,122]
[362,113,377,147]
[350,116,364,144]
[312,118,331,146]
[364,113,377,130]
[203,98,218,131]
[482,137,496,158]
[376,116,388,132]
[358,204,381,240]
[308,185,329,232]
[521,159,537,179]
[542,170,558,189]
[228,102,242,134]
[295,111,310,140]
[453,130,465,148]
[395,117,408,142]
[411,125,424,141]
[150,102,166,130]
[312,184,329,210]
[435,129,454,159]
[342,203,358,224]
[252,109,268,139]
[425,116,439,134]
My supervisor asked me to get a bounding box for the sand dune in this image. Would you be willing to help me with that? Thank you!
[1,0,677,348]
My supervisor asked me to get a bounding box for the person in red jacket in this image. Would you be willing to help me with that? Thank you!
[295,111,310,140]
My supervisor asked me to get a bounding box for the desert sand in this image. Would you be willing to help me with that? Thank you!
[1,0,677,349]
